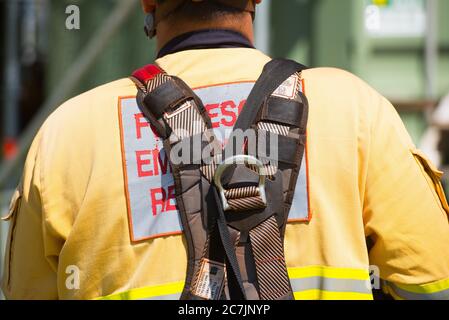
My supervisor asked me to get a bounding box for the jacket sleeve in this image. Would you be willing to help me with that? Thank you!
[1,128,59,300]
[363,92,449,300]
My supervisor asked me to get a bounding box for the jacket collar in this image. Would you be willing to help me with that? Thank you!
[157,29,254,58]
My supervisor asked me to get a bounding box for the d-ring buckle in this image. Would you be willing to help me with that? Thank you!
[214,155,267,212]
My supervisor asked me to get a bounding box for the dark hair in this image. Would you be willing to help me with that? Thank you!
[157,0,245,22]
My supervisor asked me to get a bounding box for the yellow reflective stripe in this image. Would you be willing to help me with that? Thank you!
[386,279,449,300]
[288,266,373,300]
[293,290,373,301]
[288,266,370,281]
[97,281,184,300]
[394,277,449,295]
[96,266,373,300]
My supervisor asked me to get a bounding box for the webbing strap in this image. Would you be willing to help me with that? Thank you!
[234,65,305,300]
[143,79,194,119]
[249,216,293,300]
[223,59,307,199]
[222,59,306,179]
[225,186,266,211]
[232,59,306,133]
[261,97,305,128]
[213,187,247,300]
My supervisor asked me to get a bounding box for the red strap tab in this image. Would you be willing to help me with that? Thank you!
[132,64,164,84]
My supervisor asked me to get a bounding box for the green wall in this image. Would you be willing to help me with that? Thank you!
[47,0,156,99]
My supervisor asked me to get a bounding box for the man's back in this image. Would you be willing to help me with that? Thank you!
[2,47,449,300]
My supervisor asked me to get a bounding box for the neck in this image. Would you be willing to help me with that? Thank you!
[156,14,254,51]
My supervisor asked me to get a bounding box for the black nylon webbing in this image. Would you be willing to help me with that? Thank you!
[213,188,247,300]
[261,97,304,128]
[232,59,306,134]
[220,59,306,300]
[133,59,308,301]
[249,216,293,300]
[222,59,307,182]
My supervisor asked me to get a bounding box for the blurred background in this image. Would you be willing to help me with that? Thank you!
[1,0,448,299]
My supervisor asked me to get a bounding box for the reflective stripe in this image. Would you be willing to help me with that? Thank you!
[387,278,449,300]
[395,277,449,294]
[97,266,374,300]
[288,266,371,281]
[291,277,371,295]
[294,290,373,301]
[98,281,184,300]
[143,293,182,301]
[288,266,373,300]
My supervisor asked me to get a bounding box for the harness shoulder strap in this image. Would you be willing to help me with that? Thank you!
[233,59,307,132]
[222,59,307,184]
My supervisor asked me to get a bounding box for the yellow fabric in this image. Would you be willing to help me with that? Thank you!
[2,48,449,300]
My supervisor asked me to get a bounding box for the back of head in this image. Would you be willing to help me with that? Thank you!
[156,0,249,23]
[141,0,259,49]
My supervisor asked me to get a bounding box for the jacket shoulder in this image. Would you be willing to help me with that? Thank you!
[38,78,138,154]
[47,78,136,123]
[302,67,375,96]
[302,67,391,116]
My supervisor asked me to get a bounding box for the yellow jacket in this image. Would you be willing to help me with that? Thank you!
[2,48,449,300]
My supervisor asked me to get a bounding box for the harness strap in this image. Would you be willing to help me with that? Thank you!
[222,59,306,179]
[132,64,246,300]
[143,78,195,119]
[250,216,292,300]
[231,59,306,133]
[131,59,308,301]
[261,97,305,128]
[218,65,306,300]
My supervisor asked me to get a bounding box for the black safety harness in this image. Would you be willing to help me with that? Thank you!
[131,58,309,300]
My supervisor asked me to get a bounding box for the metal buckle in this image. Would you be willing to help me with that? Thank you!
[214,155,267,212]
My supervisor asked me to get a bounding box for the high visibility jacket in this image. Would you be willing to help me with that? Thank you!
[2,47,449,300]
